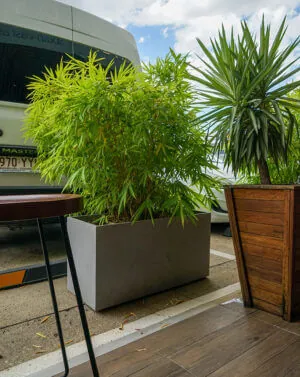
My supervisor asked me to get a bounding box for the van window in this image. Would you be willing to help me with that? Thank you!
[0,22,128,104]
[0,43,68,103]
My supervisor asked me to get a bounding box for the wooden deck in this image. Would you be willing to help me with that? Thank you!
[67,302,300,376]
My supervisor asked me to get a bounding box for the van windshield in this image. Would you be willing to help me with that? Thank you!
[0,43,68,103]
[0,22,128,104]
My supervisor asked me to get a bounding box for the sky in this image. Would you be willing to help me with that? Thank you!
[57,0,300,65]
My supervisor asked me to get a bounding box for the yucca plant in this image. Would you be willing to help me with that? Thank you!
[241,88,300,184]
[190,16,300,184]
[24,51,219,225]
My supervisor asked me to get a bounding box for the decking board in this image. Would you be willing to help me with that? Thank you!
[65,303,300,377]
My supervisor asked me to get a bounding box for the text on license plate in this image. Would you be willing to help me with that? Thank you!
[0,156,36,170]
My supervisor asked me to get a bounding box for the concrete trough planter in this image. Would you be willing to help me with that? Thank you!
[67,213,211,311]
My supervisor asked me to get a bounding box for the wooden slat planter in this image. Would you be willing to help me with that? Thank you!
[225,185,300,321]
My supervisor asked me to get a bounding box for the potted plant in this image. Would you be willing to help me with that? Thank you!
[24,51,219,311]
[190,17,300,320]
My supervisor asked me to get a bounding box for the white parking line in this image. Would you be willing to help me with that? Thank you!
[210,249,236,260]
[1,283,241,377]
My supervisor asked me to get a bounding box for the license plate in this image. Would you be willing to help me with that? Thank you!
[0,156,37,171]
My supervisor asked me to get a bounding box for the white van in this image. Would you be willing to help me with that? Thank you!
[191,151,236,224]
[203,153,235,224]
[0,0,140,194]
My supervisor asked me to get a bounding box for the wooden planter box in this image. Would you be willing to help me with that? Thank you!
[225,185,300,321]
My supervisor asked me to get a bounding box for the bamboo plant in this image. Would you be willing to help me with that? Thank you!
[189,17,300,184]
[24,51,219,225]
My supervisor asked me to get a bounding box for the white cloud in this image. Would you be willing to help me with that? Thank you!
[138,36,145,43]
[173,6,300,64]
[161,27,169,38]
[174,13,243,54]
[57,0,300,58]
[57,0,299,26]
[141,55,151,64]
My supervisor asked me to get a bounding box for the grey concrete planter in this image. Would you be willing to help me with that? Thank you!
[67,213,211,311]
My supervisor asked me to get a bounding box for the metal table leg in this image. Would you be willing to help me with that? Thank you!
[37,219,69,377]
[60,216,100,377]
